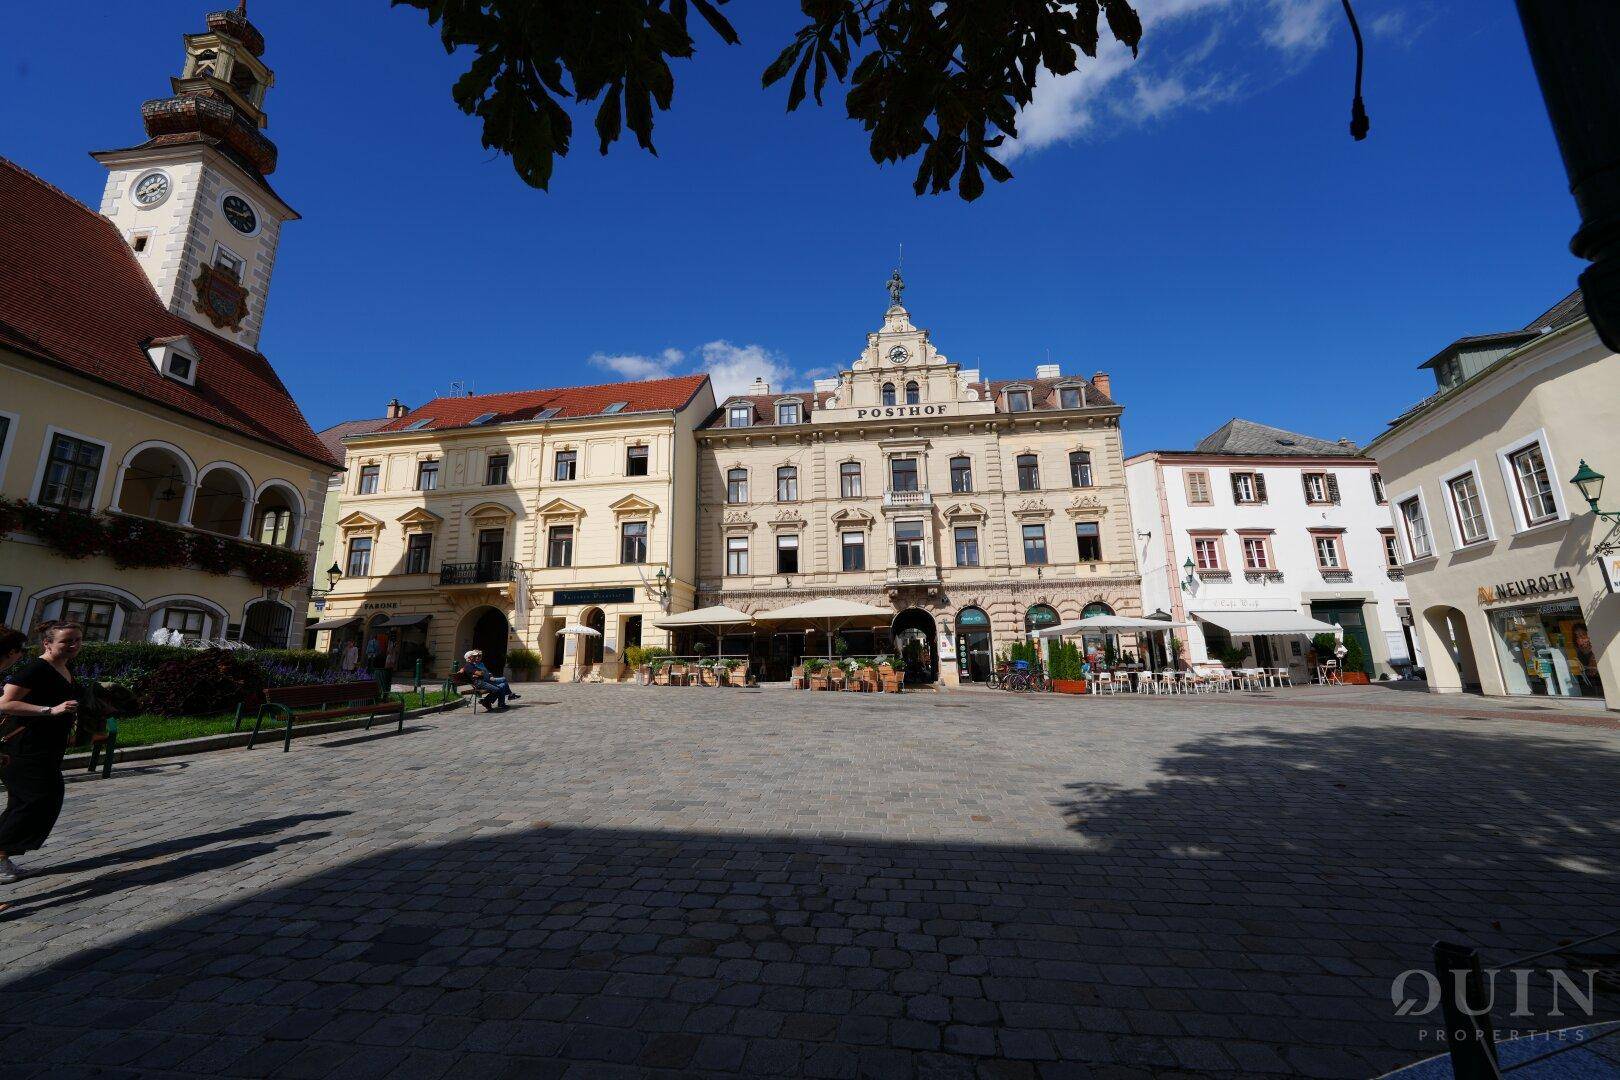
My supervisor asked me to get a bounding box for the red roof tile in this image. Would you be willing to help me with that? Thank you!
[698,391,833,429]
[0,155,338,467]
[315,416,394,461]
[373,374,711,433]
[981,376,1116,410]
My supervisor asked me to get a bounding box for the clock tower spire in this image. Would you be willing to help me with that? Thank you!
[92,3,298,351]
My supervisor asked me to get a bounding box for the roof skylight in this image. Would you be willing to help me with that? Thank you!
[471,412,498,425]
[602,401,628,414]
[404,418,432,431]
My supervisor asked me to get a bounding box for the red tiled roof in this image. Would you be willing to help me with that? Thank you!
[981,376,1116,410]
[316,416,394,461]
[698,391,833,429]
[0,155,338,468]
[372,374,711,433]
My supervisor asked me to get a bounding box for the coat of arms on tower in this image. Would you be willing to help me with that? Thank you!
[192,263,250,331]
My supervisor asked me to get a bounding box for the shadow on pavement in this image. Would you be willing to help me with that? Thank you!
[0,726,1617,1077]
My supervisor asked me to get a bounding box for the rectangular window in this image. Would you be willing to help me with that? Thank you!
[405,532,433,574]
[1241,535,1271,571]
[485,454,509,485]
[726,468,748,503]
[1510,445,1557,525]
[1448,473,1489,544]
[213,246,245,279]
[1006,390,1031,412]
[1401,497,1433,558]
[840,462,863,498]
[726,535,749,576]
[776,466,798,502]
[1184,470,1212,506]
[1371,472,1386,504]
[1193,536,1222,570]
[39,433,104,510]
[841,531,866,571]
[1303,473,1326,503]
[162,608,206,635]
[357,464,379,494]
[0,589,13,625]
[776,402,801,425]
[1381,530,1400,569]
[1230,472,1266,504]
[1069,450,1093,488]
[954,526,980,567]
[346,536,373,577]
[625,445,650,476]
[476,528,504,569]
[1313,534,1343,569]
[776,533,799,574]
[895,521,925,567]
[416,459,439,491]
[949,457,973,493]
[1021,524,1048,565]
[1017,454,1040,491]
[621,521,648,564]
[1074,521,1102,562]
[728,405,752,428]
[890,457,919,492]
[546,525,574,568]
[554,450,577,481]
[62,598,115,642]
[1059,386,1083,409]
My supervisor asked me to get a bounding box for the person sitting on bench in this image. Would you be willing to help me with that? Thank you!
[457,650,519,711]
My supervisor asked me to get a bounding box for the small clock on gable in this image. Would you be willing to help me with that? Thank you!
[221,193,258,235]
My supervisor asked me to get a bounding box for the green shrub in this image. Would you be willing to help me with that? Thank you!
[134,649,266,716]
[803,658,825,675]
[75,642,193,681]
[1311,633,1339,660]
[254,648,336,672]
[506,647,542,675]
[624,645,671,670]
[1342,635,1367,674]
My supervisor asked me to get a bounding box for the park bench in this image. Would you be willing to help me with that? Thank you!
[443,671,490,712]
[244,681,405,752]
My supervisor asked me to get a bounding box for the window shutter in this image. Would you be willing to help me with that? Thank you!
[1301,474,1313,502]
[1326,474,1340,504]
[1253,473,1268,504]
[1230,473,1244,502]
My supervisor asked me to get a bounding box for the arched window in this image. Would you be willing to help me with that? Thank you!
[1025,605,1060,634]
[1082,601,1114,619]
[1016,454,1040,491]
[193,464,251,537]
[726,468,748,504]
[116,443,191,524]
[253,482,303,547]
[1069,450,1093,488]
[881,382,896,406]
[904,381,920,405]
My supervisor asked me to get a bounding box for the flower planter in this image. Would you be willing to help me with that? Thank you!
[1341,671,1370,685]
[1051,679,1088,695]
[809,675,831,691]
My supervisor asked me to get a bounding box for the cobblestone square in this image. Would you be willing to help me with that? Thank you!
[2,685,1617,1078]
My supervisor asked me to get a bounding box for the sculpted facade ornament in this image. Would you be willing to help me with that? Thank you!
[1012,499,1052,520]
[1066,495,1109,517]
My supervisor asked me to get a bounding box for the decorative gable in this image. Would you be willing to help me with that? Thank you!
[1065,495,1109,518]
[609,493,660,518]
[537,497,585,520]
[1012,499,1052,521]
[830,507,876,528]
[942,502,988,521]
[336,510,384,533]
[396,507,443,527]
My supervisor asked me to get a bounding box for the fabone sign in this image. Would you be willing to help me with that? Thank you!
[1477,571,1575,606]
[855,404,953,420]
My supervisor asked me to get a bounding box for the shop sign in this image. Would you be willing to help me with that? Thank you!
[553,587,635,606]
[956,608,990,627]
[361,601,400,610]
[855,404,954,420]
[1477,572,1574,606]
[1602,552,1620,595]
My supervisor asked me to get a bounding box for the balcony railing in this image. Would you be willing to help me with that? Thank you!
[440,560,519,586]
[885,563,942,589]
[1244,570,1285,584]
[883,488,933,509]
[1321,569,1354,583]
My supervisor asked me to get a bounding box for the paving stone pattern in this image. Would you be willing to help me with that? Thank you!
[2,685,1618,1079]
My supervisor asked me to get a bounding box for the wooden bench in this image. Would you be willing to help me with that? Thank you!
[244,681,405,752]
[444,672,490,712]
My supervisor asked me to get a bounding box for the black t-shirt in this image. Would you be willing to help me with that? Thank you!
[3,658,79,761]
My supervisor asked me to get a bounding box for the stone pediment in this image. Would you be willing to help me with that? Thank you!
[770,508,807,530]
[537,497,585,519]
[463,500,517,520]
[1011,500,1052,521]
[1066,495,1109,517]
[831,507,876,528]
[609,493,660,518]
[722,511,756,531]
[941,502,987,521]
[336,511,384,531]
[396,507,443,526]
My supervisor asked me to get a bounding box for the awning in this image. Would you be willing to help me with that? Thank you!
[377,613,431,627]
[755,598,893,622]
[307,617,359,631]
[1191,610,1342,636]
[652,605,755,629]
[1035,615,1190,638]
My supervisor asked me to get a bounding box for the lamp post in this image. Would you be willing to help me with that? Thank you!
[1180,557,1196,593]
[1571,460,1608,515]
[1514,3,1620,352]
[326,562,342,592]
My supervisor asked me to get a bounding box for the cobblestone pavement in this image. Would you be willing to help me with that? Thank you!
[3,685,1618,1079]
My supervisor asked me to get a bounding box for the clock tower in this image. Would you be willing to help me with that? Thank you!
[92,2,298,351]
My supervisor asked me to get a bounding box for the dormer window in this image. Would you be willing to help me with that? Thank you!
[1437,358,1463,390]
[145,336,200,386]
[1058,386,1084,409]
[1006,389,1031,412]
[728,404,752,428]
[776,401,802,425]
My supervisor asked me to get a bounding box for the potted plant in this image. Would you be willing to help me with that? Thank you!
[1166,635,1185,671]
[713,658,736,686]
[507,647,541,682]
[804,658,829,690]
[1339,637,1371,684]
[648,657,668,685]
[1048,640,1088,695]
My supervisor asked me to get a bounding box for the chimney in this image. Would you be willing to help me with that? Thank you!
[385,398,407,419]
[1034,363,1062,380]
[748,376,772,396]
[1091,371,1111,399]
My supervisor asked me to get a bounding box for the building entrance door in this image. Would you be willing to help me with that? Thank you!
[1311,602,1372,675]
[892,608,938,685]
[954,606,992,683]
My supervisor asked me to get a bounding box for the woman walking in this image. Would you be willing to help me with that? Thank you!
[0,621,83,884]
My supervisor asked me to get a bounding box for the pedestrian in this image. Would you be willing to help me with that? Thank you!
[381,636,399,697]
[340,637,359,673]
[457,650,520,711]
[0,621,84,884]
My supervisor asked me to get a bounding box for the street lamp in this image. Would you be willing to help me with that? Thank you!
[652,567,670,613]
[1571,460,1608,515]
[1180,557,1196,593]
[326,562,342,591]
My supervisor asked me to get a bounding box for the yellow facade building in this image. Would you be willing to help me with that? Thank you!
[315,376,715,679]
[0,6,337,644]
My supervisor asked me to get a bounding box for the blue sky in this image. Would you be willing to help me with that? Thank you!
[1,1,1583,452]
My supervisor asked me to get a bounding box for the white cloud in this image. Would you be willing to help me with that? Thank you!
[588,340,800,400]
[1000,0,1345,161]
[1367,10,1405,38]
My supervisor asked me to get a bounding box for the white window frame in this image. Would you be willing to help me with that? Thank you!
[725,534,749,576]
[839,461,863,498]
[840,530,866,572]
[1438,461,1494,548]
[1239,534,1272,571]
[1379,529,1400,569]
[0,409,19,491]
[776,532,800,575]
[1311,532,1345,570]
[1493,427,1568,534]
[212,242,246,279]
[775,401,801,425]
[1184,469,1212,506]
[1191,534,1224,571]
[1393,486,1437,561]
[728,405,752,428]
[31,425,113,511]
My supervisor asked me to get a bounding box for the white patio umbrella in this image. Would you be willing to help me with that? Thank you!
[556,623,601,637]
[754,597,893,660]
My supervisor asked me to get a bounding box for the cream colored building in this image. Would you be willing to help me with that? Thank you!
[316,375,715,679]
[0,6,337,645]
[693,277,1142,685]
[1366,291,1619,711]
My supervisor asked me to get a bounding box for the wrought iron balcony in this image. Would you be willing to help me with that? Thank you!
[883,488,933,509]
[1244,570,1285,584]
[1321,569,1355,583]
[440,560,519,586]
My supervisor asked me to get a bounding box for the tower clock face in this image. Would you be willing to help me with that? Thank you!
[221,194,258,234]
[888,346,908,364]
[132,171,171,208]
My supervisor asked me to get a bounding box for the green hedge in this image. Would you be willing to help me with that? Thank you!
[71,642,336,684]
